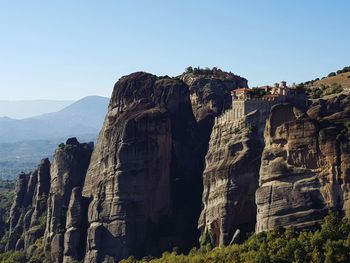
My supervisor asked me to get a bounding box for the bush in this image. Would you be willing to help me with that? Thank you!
[185,66,193,74]
[328,72,337,77]
[323,84,343,96]
[251,88,268,98]
[0,232,9,252]
[308,84,343,99]
[0,251,27,263]
[121,212,350,263]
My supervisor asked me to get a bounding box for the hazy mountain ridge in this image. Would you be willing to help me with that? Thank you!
[0,96,109,143]
[0,96,108,179]
[0,100,74,119]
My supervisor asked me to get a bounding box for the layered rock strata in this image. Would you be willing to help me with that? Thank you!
[6,158,51,251]
[256,93,350,232]
[198,109,267,246]
[44,138,93,263]
[181,70,248,123]
[63,186,89,263]
[82,72,203,262]
[181,70,248,157]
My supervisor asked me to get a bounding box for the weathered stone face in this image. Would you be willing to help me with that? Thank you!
[6,158,50,252]
[83,72,203,262]
[198,105,272,246]
[256,94,350,232]
[44,138,93,263]
[63,186,89,263]
[7,71,350,262]
[181,71,248,124]
[180,71,248,159]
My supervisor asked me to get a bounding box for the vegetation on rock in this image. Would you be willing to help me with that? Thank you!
[0,237,50,263]
[121,212,350,263]
[183,66,244,82]
[307,83,343,99]
[298,66,350,94]
[0,180,15,252]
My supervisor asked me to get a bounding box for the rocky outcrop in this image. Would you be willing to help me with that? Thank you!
[6,70,350,262]
[198,107,270,246]
[256,93,350,232]
[181,70,248,157]
[181,69,248,124]
[6,158,50,252]
[82,72,203,262]
[44,138,93,263]
[63,187,89,263]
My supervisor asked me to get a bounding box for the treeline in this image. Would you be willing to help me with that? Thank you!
[122,212,350,263]
[183,66,239,82]
[297,66,350,89]
[328,66,350,77]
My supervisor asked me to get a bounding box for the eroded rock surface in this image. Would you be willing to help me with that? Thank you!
[256,93,350,232]
[181,70,248,156]
[82,72,203,262]
[198,109,268,246]
[63,186,89,263]
[181,70,248,123]
[6,158,50,252]
[44,138,93,263]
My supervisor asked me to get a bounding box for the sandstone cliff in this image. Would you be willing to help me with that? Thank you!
[6,158,50,252]
[82,72,203,262]
[256,93,350,232]
[44,138,93,263]
[198,105,272,246]
[181,70,248,158]
[181,70,248,123]
[4,70,350,262]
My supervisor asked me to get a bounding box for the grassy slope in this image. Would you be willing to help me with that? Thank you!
[314,72,350,89]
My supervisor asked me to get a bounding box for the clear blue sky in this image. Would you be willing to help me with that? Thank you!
[1,0,349,100]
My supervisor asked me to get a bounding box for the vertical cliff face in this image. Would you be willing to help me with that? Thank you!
[181,70,248,123]
[63,186,89,263]
[198,108,270,246]
[6,158,50,252]
[44,138,93,263]
[82,72,203,262]
[256,94,350,232]
[6,70,350,261]
[181,71,248,158]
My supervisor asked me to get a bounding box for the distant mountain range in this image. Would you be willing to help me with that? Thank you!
[0,99,74,119]
[0,96,109,143]
[0,96,109,179]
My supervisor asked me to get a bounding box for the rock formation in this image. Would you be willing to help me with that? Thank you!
[4,69,350,262]
[198,106,271,246]
[63,186,89,263]
[256,93,350,232]
[82,72,203,262]
[6,158,50,252]
[181,69,248,157]
[181,69,248,123]
[44,138,93,263]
